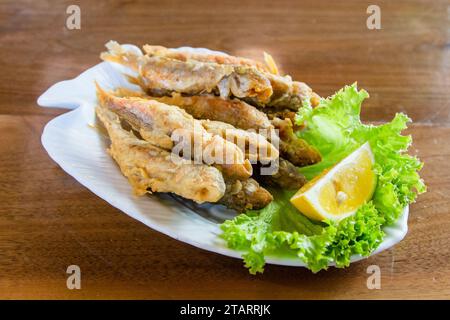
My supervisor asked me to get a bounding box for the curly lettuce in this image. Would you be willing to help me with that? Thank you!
[220,84,425,274]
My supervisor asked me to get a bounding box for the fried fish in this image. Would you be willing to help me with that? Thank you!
[97,41,325,212]
[110,88,321,167]
[101,41,319,110]
[152,92,272,130]
[96,84,253,180]
[143,44,272,73]
[142,44,321,110]
[200,119,279,163]
[219,178,273,212]
[97,98,272,211]
[271,117,322,166]
[258,158,308,190]
[95,105,226,203]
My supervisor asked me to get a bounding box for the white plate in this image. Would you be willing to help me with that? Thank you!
[37,47,409,269]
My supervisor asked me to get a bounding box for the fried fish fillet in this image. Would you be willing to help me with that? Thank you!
[96,84,252,180]
[101,41,318,110]
[95,106,226,203]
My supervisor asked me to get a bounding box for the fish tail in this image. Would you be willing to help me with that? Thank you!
[100,41,125,64]
[100,40,141,72]
[95,81,115,108]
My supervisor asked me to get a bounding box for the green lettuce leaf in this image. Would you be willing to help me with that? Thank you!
[296,84,425,223]
[220,84,425,273]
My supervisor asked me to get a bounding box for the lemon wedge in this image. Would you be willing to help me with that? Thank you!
[290,142,377,222]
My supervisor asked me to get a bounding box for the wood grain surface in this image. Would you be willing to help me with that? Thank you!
[0,0,449,299]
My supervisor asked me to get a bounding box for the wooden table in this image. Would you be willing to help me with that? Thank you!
[0,0,449,299]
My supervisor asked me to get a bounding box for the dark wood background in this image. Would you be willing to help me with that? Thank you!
[0,0,449,299]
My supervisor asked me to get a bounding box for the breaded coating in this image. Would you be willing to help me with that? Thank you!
[143,44,271,73]
[95,41,330,212]
[96,94,272,211]
[266,109,297,123]
[258,77,318,110]
[153,93,272,130]
[101,41,272,104]
[272,117,322,166]
[96,84,252,180]
[200,119,279,163]
[95,106,226,203]
[259,158,308,190]
[142,44,321,110]
[110,87,321,167]
[219,179,273,212]
[101,41,318,110]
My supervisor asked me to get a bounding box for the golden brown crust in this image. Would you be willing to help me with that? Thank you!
[96,98,273,210]
[258,158,307,190]
[143,44,271,73]
[272,117,322,166]
[200,119,279,162]
[219,179,273,212]
[153,93,272,130]
[96,84,253,180]
[101,41,317,110]
[108,87,321,168]
[95,106,226,203]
